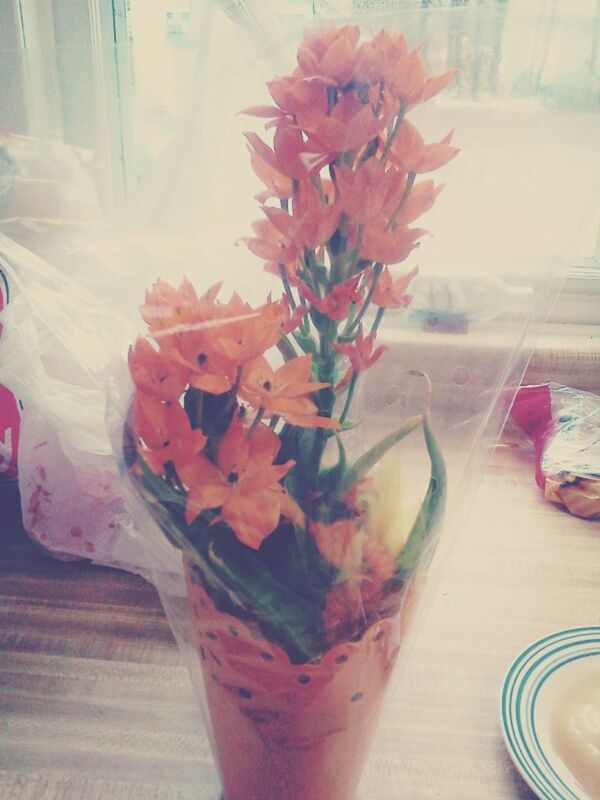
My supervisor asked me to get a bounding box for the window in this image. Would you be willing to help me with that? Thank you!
[1,0,599,329]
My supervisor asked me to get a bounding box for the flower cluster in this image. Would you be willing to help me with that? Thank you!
[127,25,454,656]
[129,281,337,548]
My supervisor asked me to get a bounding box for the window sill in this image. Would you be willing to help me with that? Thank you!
[524,324,600,394]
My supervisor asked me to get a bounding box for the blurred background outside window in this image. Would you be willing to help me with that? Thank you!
[0,0,599,321]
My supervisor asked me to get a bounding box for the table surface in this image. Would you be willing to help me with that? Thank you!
[1,444,599,800]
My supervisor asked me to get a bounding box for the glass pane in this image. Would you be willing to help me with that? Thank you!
[126,0,196,180]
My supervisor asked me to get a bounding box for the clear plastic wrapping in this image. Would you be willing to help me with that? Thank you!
[109,11,597,799]
[0,4,598,797]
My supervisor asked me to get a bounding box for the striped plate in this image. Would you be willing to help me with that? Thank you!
[500,627,600,800]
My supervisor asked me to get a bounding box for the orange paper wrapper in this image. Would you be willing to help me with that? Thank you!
[185,560,415,800]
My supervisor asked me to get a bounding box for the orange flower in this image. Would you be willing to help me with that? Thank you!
[390,121,459,174]
[371,265,419,309]
[299,274,362,322]
[280,294,308,335]
[266,73,329,131]
[178,420,296,549]
[241,218,297,268]
[245,127,332,182]
[133,393,207,476]
[310,517,366,573]
[361,538,396,585]
[297,25,360,87]
[360,220,425,265]
[208,294,283,365]
[144,282,286,395]
[335,330,387,390]
[240,355,340,430]
[246,141,293,202]
[392,179,443,226]
[304,92,380,154]
[140,277,202,337]
[337,160,406,224]
[387,48,456,107]
[140,279,234,394]
[322,579,366,643]
[264,181,341,251]
[128,336,189,402]
[354,30,408,85]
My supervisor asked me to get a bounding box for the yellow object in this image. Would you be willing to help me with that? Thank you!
[363,453,416,558]
[545,475,600,520]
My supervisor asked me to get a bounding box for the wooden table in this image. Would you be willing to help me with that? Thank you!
[1,445,598,800]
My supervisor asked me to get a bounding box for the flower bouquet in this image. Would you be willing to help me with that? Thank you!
[124,24,458,800]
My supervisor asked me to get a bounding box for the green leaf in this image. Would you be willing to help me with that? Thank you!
[335,414,423,498]
[291,330,317,355]
[137,458,186,508]
[131,461,188,551]
[207,528,325,663]
[395,413,447,577]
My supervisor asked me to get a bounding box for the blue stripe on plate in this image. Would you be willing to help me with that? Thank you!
[500,627,600,800]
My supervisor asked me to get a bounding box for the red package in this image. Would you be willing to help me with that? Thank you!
[510,383,600,520]
[0,268,21,479]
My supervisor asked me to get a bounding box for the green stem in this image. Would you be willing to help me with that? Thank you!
[347,224,365,276]
[345,262,383,336]
[388,171,416,230]
[277,336,297,362]
[304,249,322,292]
[339,371,359,425]
[194,390,204,429]
[224,366,242,414]
[248,407,265,436]
[330,214,348,284]
[370,306,386,335]
[311,174,326,206]
[328,163,339,200]
[381,101,408,163]
[279,264,296,309]
[374,80,385,117]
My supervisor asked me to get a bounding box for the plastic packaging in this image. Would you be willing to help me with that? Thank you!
[0,264,20,482]
[511,383,600,520]
[0,2,597,797]
[109,9,599,799]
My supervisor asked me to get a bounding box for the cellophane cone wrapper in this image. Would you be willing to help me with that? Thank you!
[183,559,421,800]
[113,6,600,798]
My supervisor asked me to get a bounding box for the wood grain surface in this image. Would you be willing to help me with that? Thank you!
[1,444,598,800]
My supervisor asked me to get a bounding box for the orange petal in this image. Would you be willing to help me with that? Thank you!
[280,492,305,528]
[222,487,283,549]
[185,483,230,525]
[416,144,459,174]
[189,372,232,395]
[217,420,251,477]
